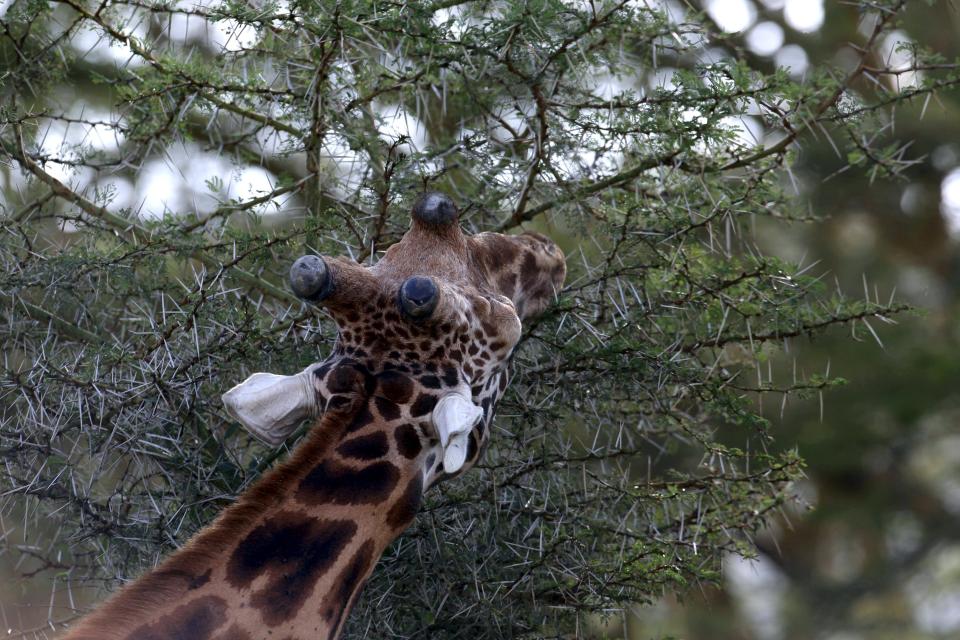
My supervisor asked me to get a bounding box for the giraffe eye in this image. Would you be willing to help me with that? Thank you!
[398,276,439,320]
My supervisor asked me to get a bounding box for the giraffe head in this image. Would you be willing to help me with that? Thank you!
[224,192,565,487]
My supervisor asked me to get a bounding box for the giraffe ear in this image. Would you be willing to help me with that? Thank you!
[432,394,483,473]
[222,370,318,446]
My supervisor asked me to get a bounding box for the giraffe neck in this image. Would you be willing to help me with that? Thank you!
[64,392,430,640]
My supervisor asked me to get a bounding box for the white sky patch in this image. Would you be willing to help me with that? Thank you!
[488,102,534,144]
[211,19,260,52]
[0,0,13,20]
[70,24,147,67]
[909,422,960,515]
[63,106,126,154]
[885,511,923,559]
[224,165,277,207]
[161,11,260,52]
[36,109,125,166]
[932,144,959,172]
[699,47,732,65]
[774,44,809,77]
[680,108,707,125]
[93,176,135,213]
[783,0,824,33]
[941,168,960,237]
[87,122,124,153]
[900,183,924,216]
[163,14,210,44]
[630,0,686,24]
[490,165,526,211]
[704,0,757,34]
[2,166,26,197]
[582,65,635,101]
[747,21,784,57]
[879,30,923,92]
[375,105,428,155]
[319,134,367,198]
[857,11,879,38]
[134,143,284,220]
[757,0,785,8]
[325,60,359,107]
[554,118,625,180]
[255,126,299,158]
[721,114,764,149]
[249,101,308,173]
[136,154,193,218]
[906,546,960,635]
[268,0,289,28]
[431,6,470,39]
[725,553,788,640]
[34,121,87,187]
[648,67,678,91]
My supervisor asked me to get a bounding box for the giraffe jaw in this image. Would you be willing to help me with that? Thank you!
[221,369,318,446]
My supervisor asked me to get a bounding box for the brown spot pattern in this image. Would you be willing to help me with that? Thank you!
[148,566,212,592]
[374,396,401,421]
[346,404,375,432]
[226,513,356,626]
[320,540,376,635]
[520,251,539,289]
[326,365,363,394]
[125,595,228,640]
[376,371,414,403]
[386,472,424,529]
[410,393,437,417]
[499,273,517,298]
[188,568,212,590]
[394,424,422,459]
[336,432,389,460]
[296,459,400,505]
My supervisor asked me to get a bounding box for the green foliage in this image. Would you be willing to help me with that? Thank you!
[0,0,953,637]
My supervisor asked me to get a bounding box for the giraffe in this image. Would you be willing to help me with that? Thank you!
[62,192,566,640]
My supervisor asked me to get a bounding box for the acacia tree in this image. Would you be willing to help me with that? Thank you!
[0,0,952,637]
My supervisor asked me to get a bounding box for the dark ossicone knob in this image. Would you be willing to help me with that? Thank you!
[290,255,333,302]
[398,276,439,320]
[412,192,458,225]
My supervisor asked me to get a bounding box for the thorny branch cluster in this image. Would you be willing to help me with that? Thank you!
[0,0,952,637]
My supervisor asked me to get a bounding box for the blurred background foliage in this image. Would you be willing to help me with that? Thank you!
[1,0,959,638]
[619,2,960,639]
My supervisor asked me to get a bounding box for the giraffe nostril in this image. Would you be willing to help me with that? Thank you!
[289,255,333,302]
[398,276,439,319]
[411,191,457,226]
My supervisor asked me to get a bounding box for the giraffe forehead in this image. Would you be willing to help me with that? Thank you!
[333,282,520,360]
